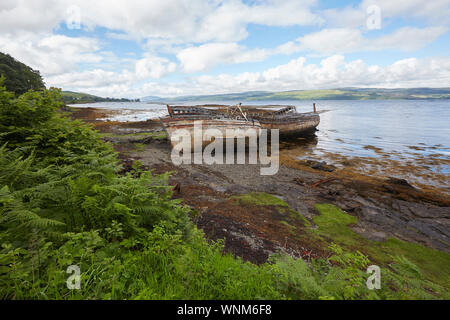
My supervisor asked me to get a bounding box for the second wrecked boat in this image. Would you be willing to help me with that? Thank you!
[248,105,320,135]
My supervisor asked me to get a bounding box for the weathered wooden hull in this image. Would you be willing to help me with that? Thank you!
[160,117,262,149]
[255,113,320,135]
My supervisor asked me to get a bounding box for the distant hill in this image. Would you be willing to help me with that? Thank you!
[61,91,140,104]
[259,88,450,100]
[0,52,46,95]
[143,88,450,102]
[141,95,163,102]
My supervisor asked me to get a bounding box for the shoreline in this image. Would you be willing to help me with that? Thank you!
[67,106,450,264]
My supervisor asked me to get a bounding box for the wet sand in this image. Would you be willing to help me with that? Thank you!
[67,107,450,264]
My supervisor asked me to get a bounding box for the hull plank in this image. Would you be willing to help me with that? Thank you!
[257,114,320,135]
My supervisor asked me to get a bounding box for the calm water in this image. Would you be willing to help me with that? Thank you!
[72,99,450,160]
[293,99,450,160]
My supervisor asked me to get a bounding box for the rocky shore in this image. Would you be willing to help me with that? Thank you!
[68,107,450,264]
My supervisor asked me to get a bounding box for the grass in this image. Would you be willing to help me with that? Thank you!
[133,143,146,152]
[373,239,450,288]
[153,131,168,140]
[313,204,359,247]
[313,204,450,289]
[230,192,289,207]
[99,131,167,140]
[225,196,449,298]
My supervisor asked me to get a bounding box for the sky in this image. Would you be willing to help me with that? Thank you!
[1,0,450,98]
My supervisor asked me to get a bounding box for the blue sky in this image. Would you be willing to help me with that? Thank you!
[1,0,449,98]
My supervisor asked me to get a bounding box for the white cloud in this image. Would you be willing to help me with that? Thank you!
[362,0,450,22]
[196,0,321,42]
[0,0,321,43]
[135,56,177,79]
[46,55,179,91]
[277,29,364,55]
[177,43,268,72]
[52,55,450,98]
[0,0,321,82]
[45,69,133,89]
[177,25,447,72]
[0,33,101,76]
[0,0,66,34]
[276,27,447,56]
[0,31,178,86]
[370,27,447,51]
[0,1,449,98]
[323,0,450,28]
[195,56,450,95]
[177,24,448,71]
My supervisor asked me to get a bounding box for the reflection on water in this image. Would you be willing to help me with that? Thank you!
[280,135,318,151]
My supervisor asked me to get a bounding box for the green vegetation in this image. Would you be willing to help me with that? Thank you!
[133,143,146,152]
[61,91,139,104]
[313,204,450,296]
[258,89,367,100]
[0,52,45,95]
[313,204,359,247]
[261,88,450,100]
[231,192,310,228]
[153,131,168,140]
[98,131,164,139]
[231,192,289,207]
[0,81,448,299]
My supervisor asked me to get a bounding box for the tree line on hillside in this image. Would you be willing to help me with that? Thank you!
[0,52,139,103]
[0,52,45,95]
[61,92,140,104]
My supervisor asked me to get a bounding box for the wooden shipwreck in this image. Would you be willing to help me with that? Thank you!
[248,105,320,135]
[160,103,321,149]
[160,105,262,148]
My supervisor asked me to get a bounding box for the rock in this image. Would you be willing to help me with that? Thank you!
[311,161,326,169]
[310,161,335,172]
[293,177,304,185]
[385,177,415,189]
[352,203,450,253]
[130,136,153,144]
